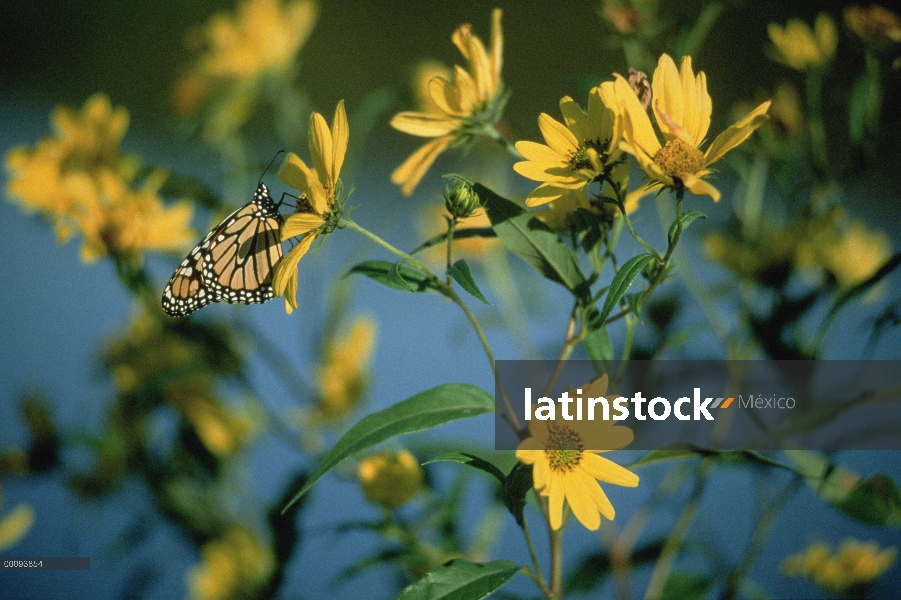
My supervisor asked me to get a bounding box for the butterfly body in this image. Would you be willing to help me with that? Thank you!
[162,183,283,317]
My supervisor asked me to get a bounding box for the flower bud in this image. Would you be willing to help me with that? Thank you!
[358,450,424,508]
[444,179,482,219]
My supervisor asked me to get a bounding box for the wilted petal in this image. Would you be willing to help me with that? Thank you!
[273,233,316,313]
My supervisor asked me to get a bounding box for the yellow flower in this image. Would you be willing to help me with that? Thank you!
[390,9,505,195]
[0,502,35,551]
[515,375,638,530]
[273,101,349,313]
[845,5,901,46]
[358,450,424,508]
[5,94,195,261]
[783,539,897,594]
[514,83,627,208]
[168,380,260,456]
[615,54,771,203]
[799,216,892,291]
[188,527,275,600]
[317,316,378,419]
[767,13,838,71]
[189,0,317,81]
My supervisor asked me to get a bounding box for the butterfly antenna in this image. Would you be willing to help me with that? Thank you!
[259,150,285,187]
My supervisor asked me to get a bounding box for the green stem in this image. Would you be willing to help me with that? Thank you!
[341,216,522,432]
[522,518,552,598]
[446,216,457,286]
[549,523,565,599]
[541,305,581,397]
[486,125,524,160]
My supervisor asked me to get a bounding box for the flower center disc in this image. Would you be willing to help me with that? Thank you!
[545,425,584,472]
[654,139,704,177]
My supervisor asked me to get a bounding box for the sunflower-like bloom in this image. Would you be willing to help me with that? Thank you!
[515,375,638,530]
[767,13,838,71]
[615,54,771,203]
[783,539,897,594]
[390,9,506,195]
[317,316,378,419]
[188,527,275,600]
[514,83,629,208]
[358,450,424,508]
[5,94,196,261]
[844,5,901,46]
[273,101,348,313]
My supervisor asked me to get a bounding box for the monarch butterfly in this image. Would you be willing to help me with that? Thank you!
[162,183,283,317]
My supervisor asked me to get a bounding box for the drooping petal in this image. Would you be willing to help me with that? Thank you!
[273,232,316,313]
[281,212,325,240]
[681,172,721,202]
[567,469,602,530]
[390,135,454,196]
[704,100,771,166]
[391,112,461,137]
[579,453,640,487]
[545,472,566,530]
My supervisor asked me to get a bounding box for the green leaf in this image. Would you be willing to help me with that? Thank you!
[411,228,497,255]
[424,452,505,484]
[599,253,656,323]
[447,260,492,305]
[628,445,796,473]
[284,384,495,511]
[583,325,613,362]
[785,450,901,526]
[667,210,706,246]
[660,572,713,600]
[394,559,519,600]
[501,462,534,528]
[476,184,589,302]
[347,260,442,294]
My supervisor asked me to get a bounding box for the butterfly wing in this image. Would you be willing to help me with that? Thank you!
[161,228,219,317]
[162,183,283,317]
[201,183,283,305]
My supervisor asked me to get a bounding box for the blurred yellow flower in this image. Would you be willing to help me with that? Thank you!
[188,527,275,600]
[514,83,627,208]
[391,9,506,195]
[783,539,897,594]
[515,375,638,530]
[411,60,454,116]
[845,4,901,46]
[317,316,378,420]
[798,216,892,291]
[273,101,349,313]
[616,54,771,203]
[167,379,261,456]
[769,82,805,136]
[0,502,34,551]
[767,13,838,71]
[5,94,196,262]
[358,450,424,508]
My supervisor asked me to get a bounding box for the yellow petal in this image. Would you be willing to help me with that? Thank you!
[538,113,578,156]
[330,100,348,185]
[558,96,587,141]
[278,152,328,214]
[451,23,473,62]
[681,172,721,202]
[428,77,466,116]
[390,136,454,196]
[546,473,566,530]
[452,65,478,113]
[652,54,684,139]
[466,31,493,102]
[579,453,639,487]
[489,9,503,94]
[309,110,333,190]
[273,232,316,304]
[524,183,570,207]
[281,213,324,240]
[391,112,461,137]
[513,158,579,184]
[616,76,661,160]
[567,469,602,530]
[704,100,771,166]
[814,13,838,61]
